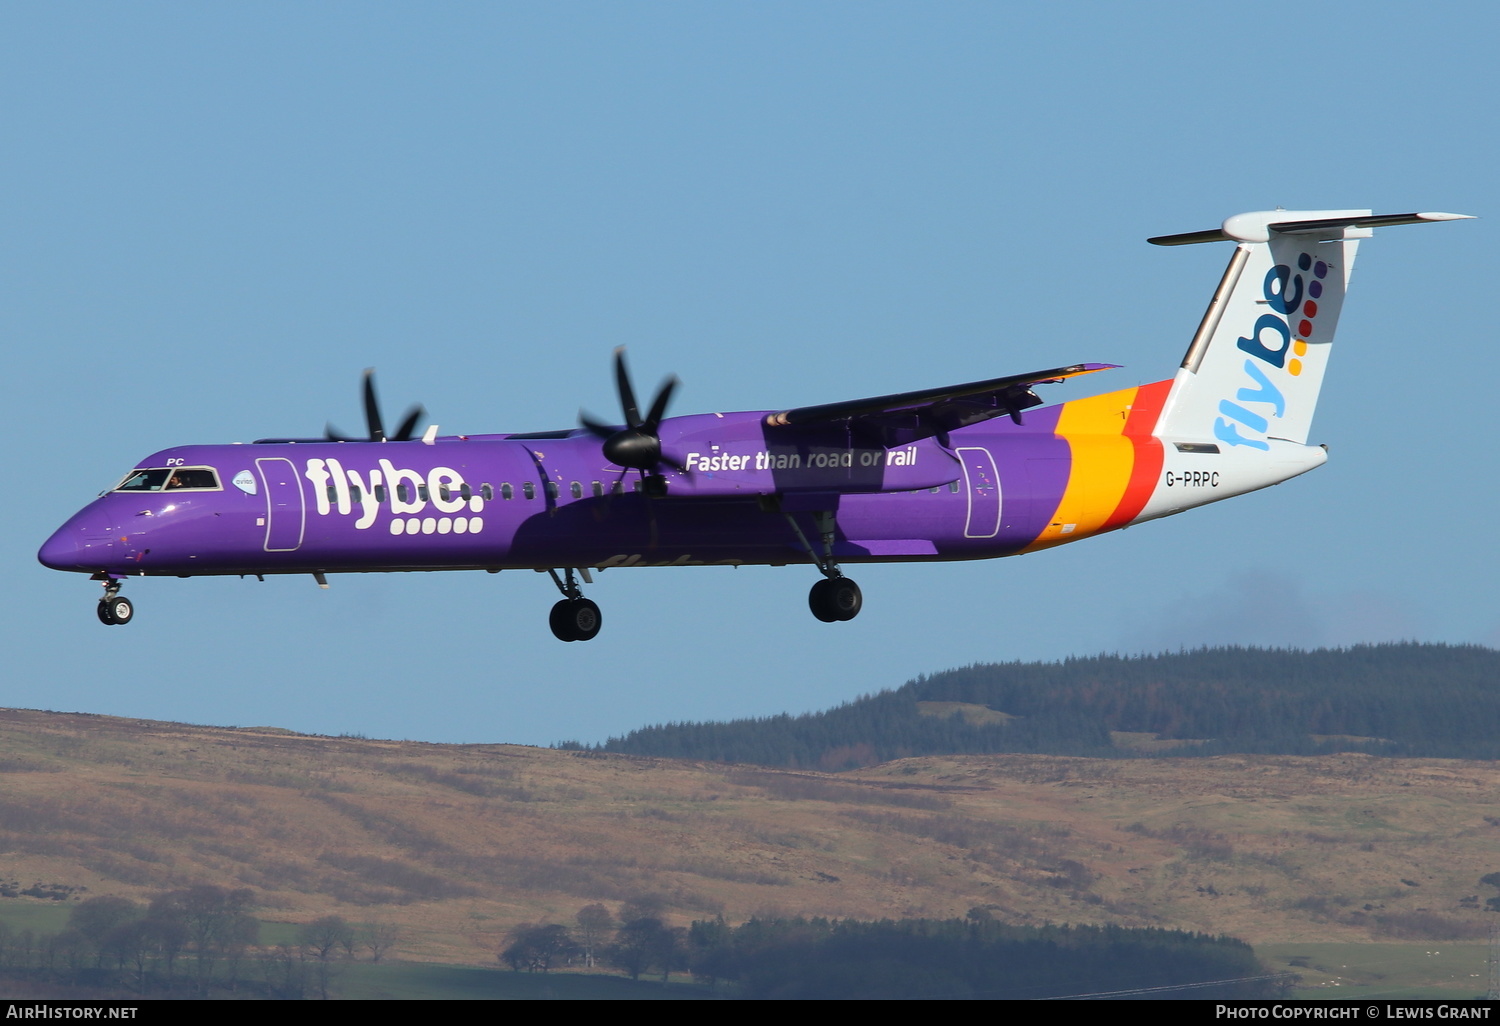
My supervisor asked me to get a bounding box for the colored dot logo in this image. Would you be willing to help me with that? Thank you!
[1288,253,1329,376]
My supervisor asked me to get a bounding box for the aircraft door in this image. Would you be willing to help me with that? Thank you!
[956,446,1002,538]
[255,457,305,552]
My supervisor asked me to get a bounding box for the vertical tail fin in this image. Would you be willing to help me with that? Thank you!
[1150,210,1471,449]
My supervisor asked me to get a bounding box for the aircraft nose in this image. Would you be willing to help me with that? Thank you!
[38,521,111,571]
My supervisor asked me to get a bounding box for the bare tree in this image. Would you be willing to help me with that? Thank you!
[69,895,142,968]
[609,916,683,983]
[149,885,257,990]
[501,923,578,973]
[300,915,354,962]
[575,904,614,968]
[365,920,399,963]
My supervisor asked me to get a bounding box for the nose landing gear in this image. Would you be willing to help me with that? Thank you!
[95,579,134,626]
[545,568,602,642]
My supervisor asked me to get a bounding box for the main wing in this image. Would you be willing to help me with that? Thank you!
[763,363,1115,446]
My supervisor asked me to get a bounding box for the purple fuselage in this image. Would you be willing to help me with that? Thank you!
[40,407,1075,579]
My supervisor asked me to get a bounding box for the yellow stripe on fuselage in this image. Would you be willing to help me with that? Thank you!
[1022,386,1140,552]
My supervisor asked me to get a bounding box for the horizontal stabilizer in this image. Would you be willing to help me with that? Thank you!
[1149,210,1474,246]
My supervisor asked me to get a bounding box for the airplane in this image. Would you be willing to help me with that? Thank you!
[39,208,1471,641]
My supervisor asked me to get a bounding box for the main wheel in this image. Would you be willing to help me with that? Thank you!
[809,578,862,622]
[549,600,578,642]
[549,598,603,642]
[101,595,134,626]
[808,579,838,623]
[566,598,602,641]
[825,578,862,621]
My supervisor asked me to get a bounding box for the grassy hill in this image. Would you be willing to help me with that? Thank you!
[0,704,1497,969]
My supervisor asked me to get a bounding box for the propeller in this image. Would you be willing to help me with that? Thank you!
[581,348,682,474]
[326,368,425,442]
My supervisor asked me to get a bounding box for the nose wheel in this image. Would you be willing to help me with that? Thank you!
[95,581,134,626]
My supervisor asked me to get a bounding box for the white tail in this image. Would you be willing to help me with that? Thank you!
[1151,210,1471,449]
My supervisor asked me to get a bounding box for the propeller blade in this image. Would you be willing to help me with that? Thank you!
[580,413,620,440]
[391,404,425,442]
[580,350,684,480]
[362,369,386,441]
[613,348,642,428]
[643,375,678,430]
[312,369,430,443]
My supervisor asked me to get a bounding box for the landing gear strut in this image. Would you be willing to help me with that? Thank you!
[546,568,602,642]
[95,579,134,626]
[784,510,863,624]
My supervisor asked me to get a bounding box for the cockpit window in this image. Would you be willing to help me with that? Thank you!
[116,469,172,491]
[115,467,221,492]
[167,469,219,489]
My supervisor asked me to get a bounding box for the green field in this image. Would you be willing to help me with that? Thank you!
[0,901,71,935]
[334,962,710,1000]
[1259,942,1491,1000]
[3,901,1492,1000]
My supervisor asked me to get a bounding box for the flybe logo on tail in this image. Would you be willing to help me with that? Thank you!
[1216,252,1325,450]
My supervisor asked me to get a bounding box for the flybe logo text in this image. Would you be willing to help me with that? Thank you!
[303,458,483,530]
[1215,253,1327,451]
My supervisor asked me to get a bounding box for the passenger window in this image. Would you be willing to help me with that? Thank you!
[612,480,624,495]
[350,485,362,502]
[327,485,338,503]
[482,484,494,501]
[397,484,411,503]
[570,481,582,499]
[545,481,559,499]
[418,485,430,501]
[500,483,513,500]
[375,485,387,503]
[459,483,472,500]
[949,481,960,493]
[592,481,603,497]
[522,482,535,500]
[439,485,451,502]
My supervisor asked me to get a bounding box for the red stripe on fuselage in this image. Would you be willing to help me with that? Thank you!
[1101,379,1170,530]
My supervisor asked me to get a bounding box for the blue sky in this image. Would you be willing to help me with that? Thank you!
[4,2,1495,745]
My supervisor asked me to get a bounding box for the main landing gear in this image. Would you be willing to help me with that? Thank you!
[783,510,863,624]
[95,579,134,626]
[808,576,862,623]
[546,568,602,642]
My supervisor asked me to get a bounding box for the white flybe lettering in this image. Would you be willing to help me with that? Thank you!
[686,452,751,472]
[303,459,484,533]
[684,446,920,472]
